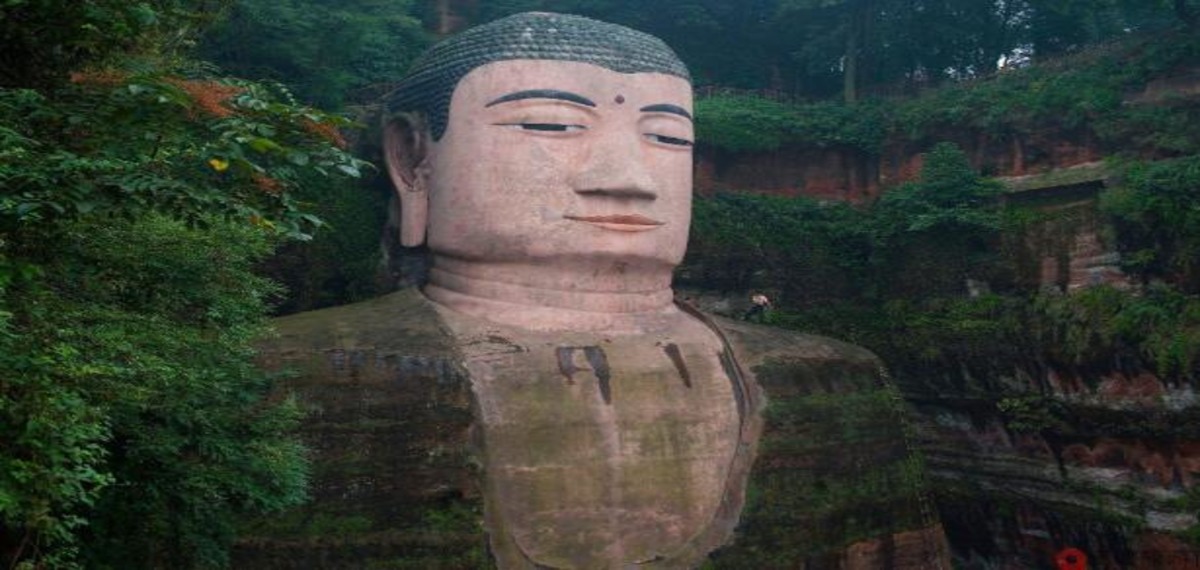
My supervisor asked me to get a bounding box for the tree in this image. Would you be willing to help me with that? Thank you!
[0,0,229,88]
[0,1,367,567]
[773,0,1040,99]
[199,0,430,108]
[1175,0,1200,27]
[1103,156,1200,291]
[469,0,788,89]
[871,142,1003,298]
[1013,0,1183,59]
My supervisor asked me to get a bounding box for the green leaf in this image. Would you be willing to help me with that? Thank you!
[287,151,310,166]
[248,138,282,153]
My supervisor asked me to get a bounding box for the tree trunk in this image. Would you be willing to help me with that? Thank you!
[434,0,476,36]
[844,23,854,103]
[436,0,453,35]
[843,0,874,104]
[1176,0,1198,28]
[1011,134,1025,176]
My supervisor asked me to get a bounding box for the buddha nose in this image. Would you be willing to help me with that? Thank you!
[570,132,658,200]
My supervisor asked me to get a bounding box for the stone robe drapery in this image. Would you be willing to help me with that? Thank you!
[233,289,949,569]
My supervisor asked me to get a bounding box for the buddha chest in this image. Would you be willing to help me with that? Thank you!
[440,311,744,568]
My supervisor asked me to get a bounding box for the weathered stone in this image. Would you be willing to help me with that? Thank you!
[234,290,949,568]
[234,291,486,568]
[236,12,946,568]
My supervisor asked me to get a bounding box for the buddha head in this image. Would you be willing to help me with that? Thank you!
[382,13,694,285]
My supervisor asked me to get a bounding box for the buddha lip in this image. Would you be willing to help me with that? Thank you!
[564,214,664,226]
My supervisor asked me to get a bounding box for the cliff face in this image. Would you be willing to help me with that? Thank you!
[232,293,487,569]
[695,130,1102,203]
[883,174,1199,568]
[695,66,1200,203]
[687,68,1200,567]
[904,363,1200,569]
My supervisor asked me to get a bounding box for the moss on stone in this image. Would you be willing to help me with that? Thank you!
[709,350,933,566]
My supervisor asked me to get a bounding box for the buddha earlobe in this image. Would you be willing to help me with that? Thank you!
[382,115,431,247]
[398,161,430,247]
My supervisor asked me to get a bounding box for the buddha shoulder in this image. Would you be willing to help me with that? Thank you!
[707,315,886,393]
[260,288,455,358]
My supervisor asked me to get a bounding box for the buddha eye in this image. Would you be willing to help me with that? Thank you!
[496,122,586,133]
[646,133,693,147]
[524,123,584,132]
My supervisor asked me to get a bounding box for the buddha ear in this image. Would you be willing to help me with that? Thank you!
[382,112,432,247]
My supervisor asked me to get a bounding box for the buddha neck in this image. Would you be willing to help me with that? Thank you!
[422,256,680,333]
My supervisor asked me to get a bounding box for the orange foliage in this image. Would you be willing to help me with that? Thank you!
[301,118,347,149]
[252,173,283,196]
[166,79,244,119]
[69,69,130,87]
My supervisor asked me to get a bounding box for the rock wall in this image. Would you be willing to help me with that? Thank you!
[686,64,1200,569]
[706,338,949,567]
[694,129,1103,203]
[899,357,1200,569]
[233,294,486,569]
[696,146,881,202]
[1002,166,1130,292]
[694,66,1200,202]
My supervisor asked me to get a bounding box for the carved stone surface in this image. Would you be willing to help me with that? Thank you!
[235,290,949,568]
[434,300,751,567]
[235,12,947,568]
[386,12,690,140]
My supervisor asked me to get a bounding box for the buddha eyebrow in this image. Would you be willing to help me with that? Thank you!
[485,89,596,108]
[640,103,692,120]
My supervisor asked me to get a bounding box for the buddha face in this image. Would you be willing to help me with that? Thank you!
[417,59,694,271]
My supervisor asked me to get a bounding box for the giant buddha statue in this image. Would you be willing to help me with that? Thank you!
[236,12,949,569]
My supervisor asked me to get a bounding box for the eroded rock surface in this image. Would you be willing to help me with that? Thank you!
[234,290,948,568]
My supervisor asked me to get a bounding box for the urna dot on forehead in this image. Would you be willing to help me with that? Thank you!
[385,12,692,140]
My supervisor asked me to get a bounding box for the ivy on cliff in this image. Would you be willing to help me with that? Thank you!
[685,143,1002,303]
[685,148,1200,389]
[694,96,887,153]
[1103,154,1200,289]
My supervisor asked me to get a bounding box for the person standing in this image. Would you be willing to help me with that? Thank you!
[745,293,772,322]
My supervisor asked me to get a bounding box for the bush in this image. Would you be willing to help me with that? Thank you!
[1103,155,1200,290]
[2,216,308,568]
[0,2,363,566]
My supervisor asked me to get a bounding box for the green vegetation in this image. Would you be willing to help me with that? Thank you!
[155,0,1200,116]
[686,144,1200,393]
[694,97,887,153]
[686,143,1003,304]
[997,395,1068,434]
[696,30,1200,155]
[688,133,1200,557]
[1104,155,1200,289]
[467,0,1198,102]
[198,0,430,109]
[259,168,391,314]
[0,1,363,567]
[4,0,1200,566]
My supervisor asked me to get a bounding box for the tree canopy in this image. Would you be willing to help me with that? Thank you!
[453,0,1199,102]
[1,1,362,567]
[184,0,1199,109]
[198,0,429,108]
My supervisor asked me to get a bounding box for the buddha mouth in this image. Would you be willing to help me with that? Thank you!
[564,214,665,232]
